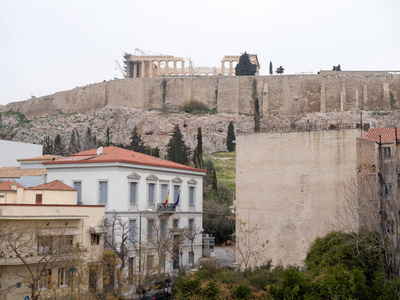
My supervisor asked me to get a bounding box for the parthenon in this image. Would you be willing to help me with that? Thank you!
[123,52,260,78]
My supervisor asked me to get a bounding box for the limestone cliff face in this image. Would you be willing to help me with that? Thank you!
[3,105,400,155]
[2,74,400,120]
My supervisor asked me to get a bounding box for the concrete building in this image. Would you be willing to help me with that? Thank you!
[0,140,42,168]
[44,146,206,274]
[235,127,360,266]
[0,180,106,300]
[0,155,62,187]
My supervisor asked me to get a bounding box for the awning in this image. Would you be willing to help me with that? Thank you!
[89,226,108,234]
[38,226,80,236]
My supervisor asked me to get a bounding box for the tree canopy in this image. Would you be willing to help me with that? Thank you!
[227,121,236,151]
[235,52,257,76]
[167,125,190,165]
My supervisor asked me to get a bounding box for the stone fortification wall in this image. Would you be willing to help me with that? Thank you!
[236,129,360,266]
[2,74,400,120]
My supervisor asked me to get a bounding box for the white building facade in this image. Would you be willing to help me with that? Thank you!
[45,146,206,274]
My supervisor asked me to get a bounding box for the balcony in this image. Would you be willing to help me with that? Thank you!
[156,203,176,214]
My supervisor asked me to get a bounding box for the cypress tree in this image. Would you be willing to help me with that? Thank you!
[254,98,260,132]
[82,127,97,150]
[106,127,110,146]
[269,61,273,75]
[42,136,54,155]
[69,129,81,155]
[167,125,190,165]
[227,121,236,152]
[54,134,65,156]
[129,125,145,153]
[192,127,204,169]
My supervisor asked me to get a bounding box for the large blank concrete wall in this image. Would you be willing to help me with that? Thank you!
[0,140,42,167]
[3,74,400,120]
[236,129,359,266]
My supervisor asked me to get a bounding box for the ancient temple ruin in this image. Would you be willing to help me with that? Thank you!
[123,52,260,78]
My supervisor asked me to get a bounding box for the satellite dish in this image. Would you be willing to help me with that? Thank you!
[96,147,104,155]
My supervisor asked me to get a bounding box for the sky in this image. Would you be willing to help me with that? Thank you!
[1,0,399,105]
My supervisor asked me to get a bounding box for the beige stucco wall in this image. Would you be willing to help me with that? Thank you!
[236,129,359,266]
[2,74,400,120]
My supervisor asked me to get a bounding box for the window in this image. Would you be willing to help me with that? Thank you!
[174,185,180,205]
[189,219,194,238]
[147,220,154,239]
[129,182,137,205]
[147,255,154,271]
[58,235,73,253]
[99,181,108,204]
[383,147,392,159]
[58,267,70,287]
[89,264,99,291]
[129,219,137,241]
[38,236,53,255]
[91,234,100,245]
[161,254,166,270]
[173,219,179,229]
[36,194,42,204]
[160,219,167,236]
[73,181,82,205]
[39,269,52,290]
[189,187,195,206]
[148,183,155,204]
[160,183,168,203]
[189,251,194,265]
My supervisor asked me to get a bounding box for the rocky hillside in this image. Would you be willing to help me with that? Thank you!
[1,106,400,155]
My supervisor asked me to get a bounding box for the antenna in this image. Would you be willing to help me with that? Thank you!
[96,147,104,156]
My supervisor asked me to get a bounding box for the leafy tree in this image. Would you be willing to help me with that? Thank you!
[269,61,273,75]
[192,127,204,169]
[332,64,341,71]
[235,52,257,76]
[227,121,236,152]
[167,125,190,165]
[129,125,145,153]
[68,128,81,155]
[275,66,284,74]
[254,98,260,132]
[152,147,160,158]
[42,136,54,155]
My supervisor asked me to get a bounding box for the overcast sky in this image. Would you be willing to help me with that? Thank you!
[1,0,399,105]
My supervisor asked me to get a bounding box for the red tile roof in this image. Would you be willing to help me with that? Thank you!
[0,180,25,191]
[44,146,206,173]
[29,180,76,191]
[0,167,46,178]
[364,128,400,144]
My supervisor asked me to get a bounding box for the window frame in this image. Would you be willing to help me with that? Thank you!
[36,194,43,205]
[189,186,195,207]
[98,180,109,205]
[148,183,156,205]
[73,180,83,205]
[91,233,100,245]
[128,181,138,206]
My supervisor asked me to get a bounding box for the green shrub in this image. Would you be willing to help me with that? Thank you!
[233,283,252,299]
[202,281,221,299]
[182,100,209,114]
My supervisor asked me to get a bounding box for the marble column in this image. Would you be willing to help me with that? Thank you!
[165,60,169,75]
[229,61,233,76]
[157,61,161,76]
[141,61,145,78]
[149,61,153,78]
[133,63,137,78]
[181,60,185,74]
[173,60,177,75]
[221,61,225,75]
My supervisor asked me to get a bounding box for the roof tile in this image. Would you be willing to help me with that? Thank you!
[0,180,25,191]
[44,146,206,173]
[29,180,76,191]
[364,128,400,144]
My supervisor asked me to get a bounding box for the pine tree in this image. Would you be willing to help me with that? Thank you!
[167,125,190,165]
[69,129,81,155]
[152,147,160,158]
[42,136,54,155]
[269,61,273,75]
[129,125,145,153]
[254,98,261,132]
[192,127,204,169]
[82,127,97,151]
[276,66,284,74]
[235,52,257,76]
[227,121,236,152]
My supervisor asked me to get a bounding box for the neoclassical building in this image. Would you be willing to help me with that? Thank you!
[44,146,206,277]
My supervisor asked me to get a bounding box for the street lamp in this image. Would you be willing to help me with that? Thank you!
[138,208,153,297]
